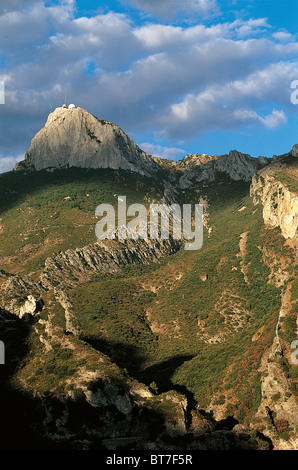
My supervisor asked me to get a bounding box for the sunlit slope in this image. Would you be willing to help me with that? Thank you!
[0,167,165,275]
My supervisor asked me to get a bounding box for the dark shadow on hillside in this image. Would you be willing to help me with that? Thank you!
[0,309,268,450]
[0,309,53,449]
[0,167,165,213]
[196,175,251,208]
[135,354,195,394]
[0,310,197,450]
[78,335,197,406]
[79,334,148,374]
[0,309,32,380]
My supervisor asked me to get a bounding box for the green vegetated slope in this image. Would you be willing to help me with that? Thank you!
[1,167,297,431]
[273,154,298,193]
[48,172,297,425]
[0,167,165,275]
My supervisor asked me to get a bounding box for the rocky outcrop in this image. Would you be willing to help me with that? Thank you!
[15,105,272,185]
[177,150,270,189]
[0,274,46,317]
[250,151,298,245]
[41,237,181,289]
[215,150,270,181]
[15,106,160,176]
[19,295,44,319]
[0,236,181,325]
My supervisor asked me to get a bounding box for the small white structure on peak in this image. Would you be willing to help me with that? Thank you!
[68,103,76,109]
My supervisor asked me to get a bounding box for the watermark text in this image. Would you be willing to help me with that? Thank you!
[291,80,298,105]
[95,196,204,250]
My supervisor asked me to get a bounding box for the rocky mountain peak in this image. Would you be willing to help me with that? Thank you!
[290,144,298,157]
[214,149,270,181]
[14,105,281,186]
[177,148,271,189]
[176,153,218,170]
[15,106,160,176]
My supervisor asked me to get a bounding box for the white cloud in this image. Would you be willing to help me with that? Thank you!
[232,17,271,38]
[160,60,296,138]
[0,154,23,173]
[234,109,287,129]
[139,142,186,160]
[0,1,75,62]
[1,2,298,157]
[261,109,288,129]
[273,31,296,42]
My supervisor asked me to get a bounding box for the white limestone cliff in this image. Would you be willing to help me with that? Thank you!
[250,152,298,244]
[15,106,160,176]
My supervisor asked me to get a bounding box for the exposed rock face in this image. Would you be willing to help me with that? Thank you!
[15,106,160,176]
[177,150,270,189]
[0,274,46,317]
[176,153,218,171]
[250,155,298,244]
[215,150,270,181]
[0,236,181,330]
[41,237,181,289]
[248,152,298,449]
[19,295,44,319]
[15,105,272,185]
[291,144,298,157]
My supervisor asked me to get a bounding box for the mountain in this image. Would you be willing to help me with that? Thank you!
[0,107,297,451]
[176,150,270,186]
[15,105,270,183]
[15,106,160,176]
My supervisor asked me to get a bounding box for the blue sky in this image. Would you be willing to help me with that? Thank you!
[0,0,298,172]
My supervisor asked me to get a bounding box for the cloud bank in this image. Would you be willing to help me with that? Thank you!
[0,0,298,167]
